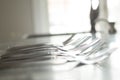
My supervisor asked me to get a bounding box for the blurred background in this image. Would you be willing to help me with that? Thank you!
[1,1,120,80]
[0,0,120,42]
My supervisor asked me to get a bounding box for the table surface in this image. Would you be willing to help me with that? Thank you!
[0,33,120,80]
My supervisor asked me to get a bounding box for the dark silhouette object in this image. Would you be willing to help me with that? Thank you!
[90,5,99,33]
[90,1,117,34]
[109,22,117,34]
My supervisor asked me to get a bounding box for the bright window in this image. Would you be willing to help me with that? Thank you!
[48,0,92,34]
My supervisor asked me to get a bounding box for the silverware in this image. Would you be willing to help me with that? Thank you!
[0,34,117,69]
[1,34,91,59]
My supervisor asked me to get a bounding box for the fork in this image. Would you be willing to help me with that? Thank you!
[57,38,102,56]
[6,34,91,52]
[0,35,95,61]
[1,34,91,59]
[62,47,117,64]
[0,32,117,71]
[0,37,109,64]
[0,43,116,67]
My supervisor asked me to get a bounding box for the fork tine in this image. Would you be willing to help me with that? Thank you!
[56,36,91,51]
[69,36,91,48]
[77,38,101,53]
[63,34,76,45]
[79,47,117,64]
[55,37,100,56]
[80,40,105,56]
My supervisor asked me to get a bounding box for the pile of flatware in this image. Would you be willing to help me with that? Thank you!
[0,34,117,68]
